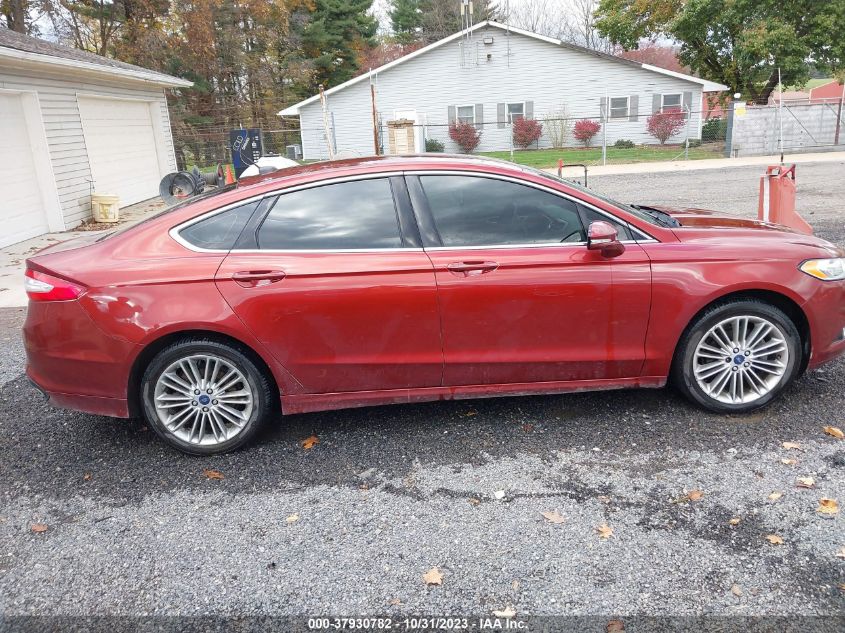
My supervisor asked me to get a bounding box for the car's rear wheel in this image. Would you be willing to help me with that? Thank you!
[673,299,802,413]
[141,339,274,455]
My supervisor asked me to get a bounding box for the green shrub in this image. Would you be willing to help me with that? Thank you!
[425,137,445,152]
[687,138,702,148]
[702,117,727,141]
[613,139,635,149]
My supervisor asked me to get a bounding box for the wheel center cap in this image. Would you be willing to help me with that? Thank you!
[198,394,211,405]
[734,354,745,365]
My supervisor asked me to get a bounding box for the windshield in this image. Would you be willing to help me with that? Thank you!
[96,184,238,242]
[514,163,670,228]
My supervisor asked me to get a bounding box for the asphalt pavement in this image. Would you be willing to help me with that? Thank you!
[0,163,843,631]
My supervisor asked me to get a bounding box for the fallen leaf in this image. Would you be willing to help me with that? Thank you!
[765,534,784,545]
[389,598,401,606]
[460,410,478,417]
[30,524,48,534]
[768,492,783,501]
[731,583,743,597]
[797,476,816,489]
[285,513,299,524]
[686,489,704,502]
[817,499,839,515]
[468,498,481,506]
[780,458,797,466]
[423,567,443,586]
[512,580,519,590]
[541,510,566,524]
[823,425,844,439]
[83,473,92,481]
[606,620,625,633]
[836,547,845,559]
[202,468,224,480]
[492,606,515,618]
[493,490,506,500]
[729,517,741,526]
[839,583,845,593]
[301,435,319,450]
[522,423,534,432]
[597,495,611,504]
[596,523,613,539]
[782,441,802,450]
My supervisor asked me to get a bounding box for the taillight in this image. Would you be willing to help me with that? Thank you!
[24,269,85,302]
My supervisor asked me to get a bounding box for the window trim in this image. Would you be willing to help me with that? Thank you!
[661,93,683,112]
[609,96,629,119]
[404,171,655,249]
[507,101,525,123]
[455,104,476,125]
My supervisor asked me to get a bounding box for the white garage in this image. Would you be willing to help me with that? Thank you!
[78,96,168,207]
[0,28,191,247]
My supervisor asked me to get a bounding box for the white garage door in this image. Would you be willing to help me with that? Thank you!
[0,93,50,248]
[78,96,162,206]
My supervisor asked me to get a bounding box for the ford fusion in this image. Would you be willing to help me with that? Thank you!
[23,156,845,454]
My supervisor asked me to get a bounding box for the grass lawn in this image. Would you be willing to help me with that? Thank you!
[479,144,724,169]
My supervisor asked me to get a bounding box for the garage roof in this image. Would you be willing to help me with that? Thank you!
[0,28,192,88]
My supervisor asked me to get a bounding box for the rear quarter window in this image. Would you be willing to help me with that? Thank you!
[179,200,259,250]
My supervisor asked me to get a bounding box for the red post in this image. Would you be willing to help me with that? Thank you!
[758,165,812,234]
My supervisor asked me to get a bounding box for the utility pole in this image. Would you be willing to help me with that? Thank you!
[319,84,335,160]
[370,80,380,155]
[835,81,845,146]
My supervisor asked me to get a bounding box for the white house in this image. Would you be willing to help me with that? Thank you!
[280,21,726,160]
[0,28,191,248]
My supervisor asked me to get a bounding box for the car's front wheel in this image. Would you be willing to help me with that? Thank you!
[673,299,802,413]
[141,339,274,455]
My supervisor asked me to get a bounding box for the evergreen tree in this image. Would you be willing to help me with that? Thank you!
[390,0,422,44]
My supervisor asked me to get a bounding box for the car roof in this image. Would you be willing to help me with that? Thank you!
[235,154,525,190]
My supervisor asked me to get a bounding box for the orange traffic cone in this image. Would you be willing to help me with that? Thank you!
[224,164,236,185]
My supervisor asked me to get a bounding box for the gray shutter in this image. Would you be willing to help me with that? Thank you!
[475,103,483,130]
[497,102,506,128]
[525,100,534,119]
[448,105,456,124]
[599,96,608,121]
[628,94,639,122]
[683,91,693,118]
[652,93,661,114]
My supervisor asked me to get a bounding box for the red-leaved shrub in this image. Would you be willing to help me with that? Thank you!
[646,110,686,144]
[448,121,482,153]
[573,119,601,146]
[512,117,543,148]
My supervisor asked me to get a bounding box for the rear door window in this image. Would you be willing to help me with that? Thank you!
[257,178,402,250]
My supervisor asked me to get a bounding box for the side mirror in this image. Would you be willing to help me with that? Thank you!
[587,220,625,258]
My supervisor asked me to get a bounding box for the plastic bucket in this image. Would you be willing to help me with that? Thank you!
[91,193,121,223]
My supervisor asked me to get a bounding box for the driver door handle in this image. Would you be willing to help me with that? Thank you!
[232,270,286,287]
[446,261,499,277]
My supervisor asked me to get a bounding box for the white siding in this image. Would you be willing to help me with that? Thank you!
[0,66,177,228]
[298,28,702,160]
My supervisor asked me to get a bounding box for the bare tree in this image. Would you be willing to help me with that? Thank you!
[505,0,616,53]
[560,0,617,54]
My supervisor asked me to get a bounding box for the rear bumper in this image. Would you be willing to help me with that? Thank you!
[23,299,137,418]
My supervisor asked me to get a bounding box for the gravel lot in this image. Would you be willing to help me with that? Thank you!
[1,162,843,631]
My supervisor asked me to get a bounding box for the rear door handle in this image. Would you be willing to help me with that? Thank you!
[232,270,286,287]
[446,261,499,277]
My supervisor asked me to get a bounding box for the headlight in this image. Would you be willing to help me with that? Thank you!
[799,258,845,281]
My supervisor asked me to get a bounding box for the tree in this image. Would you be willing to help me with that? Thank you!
[390,0,422,44]
[646,110,685,144]
[1,0,31,33]
[594,0,845,104]
[298,0,379,92]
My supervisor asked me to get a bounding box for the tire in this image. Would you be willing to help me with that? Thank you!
[140,338,275,455]
[672,299,802,413]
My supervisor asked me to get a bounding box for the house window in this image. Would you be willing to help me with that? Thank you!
[662,93,683,112]
[507,102,524,122]
[610,97,629,119]
[457,105,475,124]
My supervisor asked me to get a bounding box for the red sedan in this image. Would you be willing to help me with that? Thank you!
[23,156,845,454]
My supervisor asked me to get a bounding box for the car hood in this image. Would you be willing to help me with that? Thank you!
[642,205,842,256]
